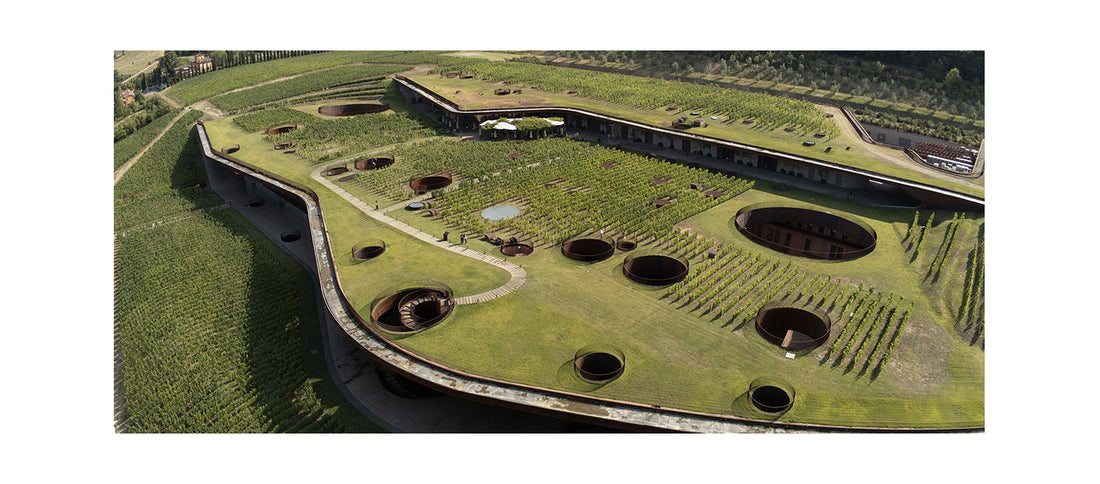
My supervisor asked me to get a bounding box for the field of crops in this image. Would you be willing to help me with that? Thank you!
[166,51,475,105]
[903,210,985,347]
[232,107,318,133]
[373,136,910,375]
[114,110,220,230]
[209,64,407,112]
[115,208,350,432]
[268,111,443,162]
[660,234,911,374]
[434,61,838,136]
[421,141,753,243]
[113,109,181,169]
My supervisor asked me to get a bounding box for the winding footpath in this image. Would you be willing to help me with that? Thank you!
[309,161,527,305]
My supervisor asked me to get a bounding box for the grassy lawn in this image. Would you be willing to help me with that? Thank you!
[406,73,984,198]
[203,117,511,299]
[203,108,983,428]
[115,50,163,79]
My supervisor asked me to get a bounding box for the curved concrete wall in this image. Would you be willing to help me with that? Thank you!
[395,76,983,211]
[194,119,981,433]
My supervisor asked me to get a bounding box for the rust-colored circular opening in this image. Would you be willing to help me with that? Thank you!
[623,255,689,286]
[370,287,454,332]
[734,205,877,261]
[616,240,636,251]
[324,166,349,176]
[410,175,452,194]
[318,102,390,116]
[265,124,297,135]
[354,246,385,260]
[355,156,394,170]
[501,243,533,257]
[755,306,831,350]
[575,352,624,383]
[280,231,301,243]
[561,238,615,262]
[750,385,792,413]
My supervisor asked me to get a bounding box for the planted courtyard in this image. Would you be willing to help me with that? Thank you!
[119,51,984,431]
[201,89,983,428]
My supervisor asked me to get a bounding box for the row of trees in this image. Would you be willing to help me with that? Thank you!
[549,51,983,119]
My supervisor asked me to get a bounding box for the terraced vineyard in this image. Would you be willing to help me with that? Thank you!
[420,141,753,243]
[114,110,217,230]
[432,61,838,136]
[267,111,443,162]
[171,50,985,431]
[166,51,474,105]
[115,209,350,432]
[114,110,379,432]
[210,64,407,112]
[113,108,181,169]
[233,107,318,133]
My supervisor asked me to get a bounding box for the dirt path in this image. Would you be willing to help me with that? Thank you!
[192,100,228,119]
[113,108,191,185]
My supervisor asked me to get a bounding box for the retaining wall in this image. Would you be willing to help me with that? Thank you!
[193,117,982,433]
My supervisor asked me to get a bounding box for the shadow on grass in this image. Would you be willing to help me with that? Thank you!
[554,360,613,393]
[730,391,789,422]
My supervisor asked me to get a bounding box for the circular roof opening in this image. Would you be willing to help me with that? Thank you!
[574,347,625,383]
[481,205,520,221]
[265,124,297,135]
[748,377,795,414]
[318,102,390,116]
[355,156,394,171]
[561,237,615,262]
[734,204,877,261]
[353,239,386,261]
[755,306,831,350]
[622,254,689,286]
[324,166,349,177]
[410,175,452,194]
[751,386,792,413]
[501,243,533,257]
[370,286,454,333]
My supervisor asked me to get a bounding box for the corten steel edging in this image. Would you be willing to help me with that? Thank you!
[395,76,984,208]
[195,122,982,432]
[734,204,878,260]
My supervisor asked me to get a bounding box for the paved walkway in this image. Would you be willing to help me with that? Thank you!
[310,161,527,305]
